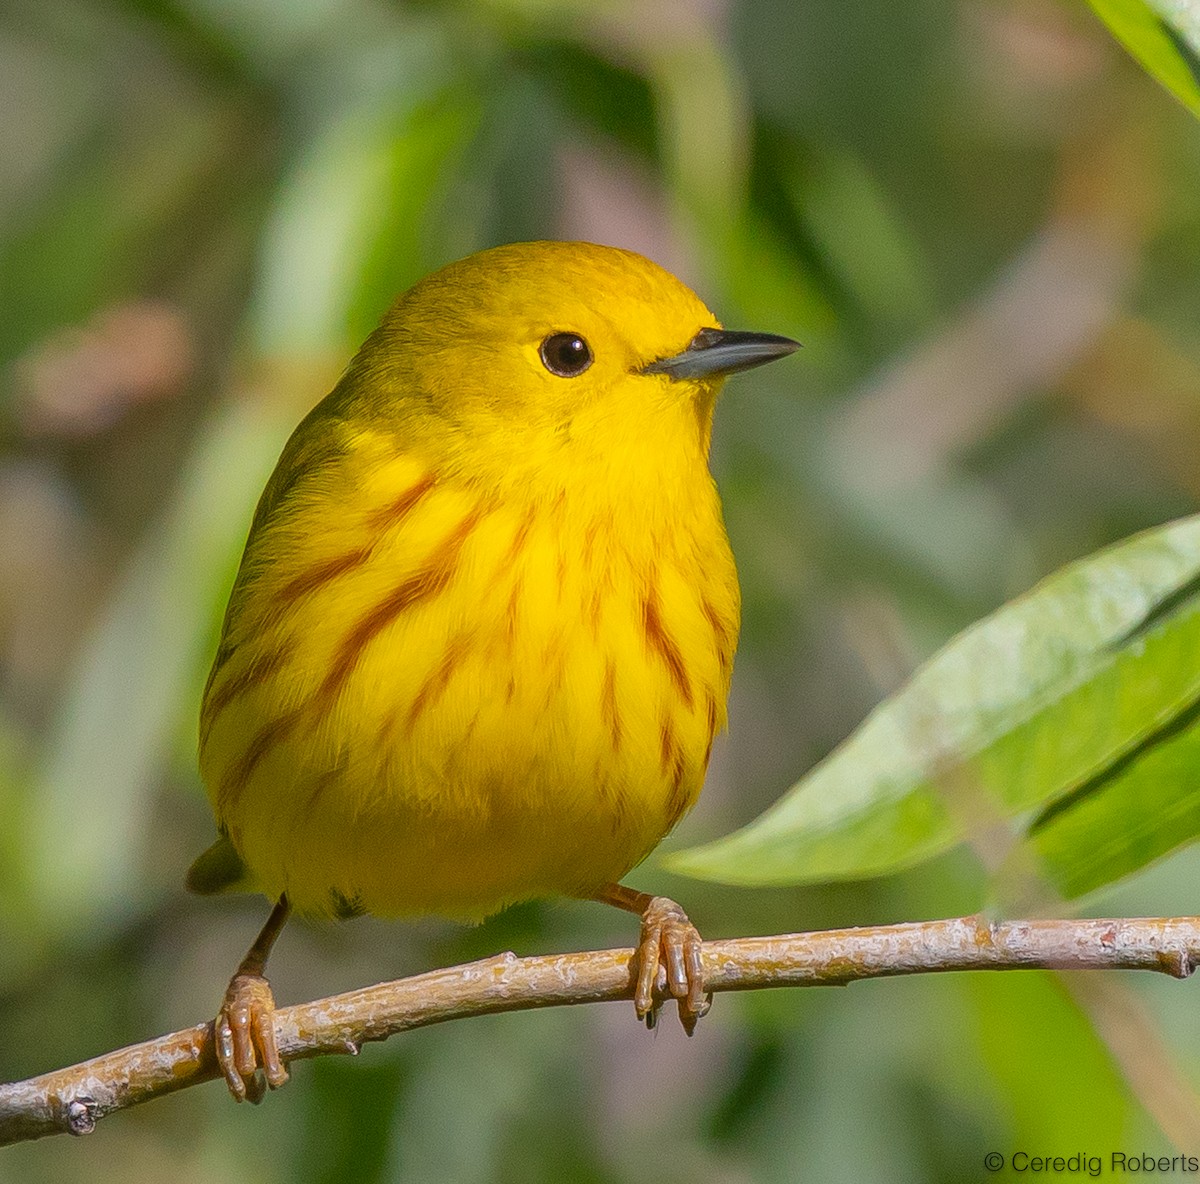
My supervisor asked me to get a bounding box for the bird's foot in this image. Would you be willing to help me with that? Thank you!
[633,896,711,1035]
[215,971,288,1102]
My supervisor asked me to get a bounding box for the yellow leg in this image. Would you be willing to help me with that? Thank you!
[214,896,291,1102]
[594,883,710,1035]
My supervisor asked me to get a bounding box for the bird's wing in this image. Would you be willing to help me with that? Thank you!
[185,833,256,896]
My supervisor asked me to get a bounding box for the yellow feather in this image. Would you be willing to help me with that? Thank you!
[198,241,758,921]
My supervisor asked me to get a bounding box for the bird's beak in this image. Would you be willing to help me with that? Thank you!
[641,327,801,380]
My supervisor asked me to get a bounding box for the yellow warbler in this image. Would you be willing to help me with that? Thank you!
[190,240,798,1100]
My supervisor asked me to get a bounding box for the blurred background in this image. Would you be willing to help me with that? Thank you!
[2,0,1200,1179]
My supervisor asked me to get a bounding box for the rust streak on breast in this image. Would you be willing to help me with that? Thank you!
[201,644,292,746]
[702,596,734,675]
[277,474,437,607]
[643,583,694,710]
[601,657,621,752]
[320,506,484,706]
[406,632,473,734]
[367,472,437,531]
[275,547,371,606]
[702,687,718,767]
[219,707,305,816]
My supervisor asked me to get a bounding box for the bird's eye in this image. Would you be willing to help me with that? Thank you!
[539,333,593,378]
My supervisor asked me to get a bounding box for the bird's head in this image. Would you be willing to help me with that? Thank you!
[343,240,798,482]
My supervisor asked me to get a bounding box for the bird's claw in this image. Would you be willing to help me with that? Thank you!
[215,971,288,1102]
[633,896,710,1035]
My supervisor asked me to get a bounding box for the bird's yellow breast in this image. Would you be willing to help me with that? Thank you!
[200,425,738,920]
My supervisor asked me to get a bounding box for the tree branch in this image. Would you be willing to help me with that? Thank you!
[3,914,1197,1146]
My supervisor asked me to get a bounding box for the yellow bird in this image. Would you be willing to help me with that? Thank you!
[190,240,798,1100]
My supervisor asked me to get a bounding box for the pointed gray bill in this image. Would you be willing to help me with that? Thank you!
[642,327,801,380]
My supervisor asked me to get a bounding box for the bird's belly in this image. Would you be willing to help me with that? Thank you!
[201,498,737,920]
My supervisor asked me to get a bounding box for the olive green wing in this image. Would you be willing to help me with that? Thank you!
[185,833,258,895]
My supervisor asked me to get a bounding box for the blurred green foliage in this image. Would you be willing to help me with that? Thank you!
[2,0,1200,1180]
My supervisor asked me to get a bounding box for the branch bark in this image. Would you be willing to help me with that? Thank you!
[3,914,1197,1147]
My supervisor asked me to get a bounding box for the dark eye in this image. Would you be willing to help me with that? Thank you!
[539,332,593,378]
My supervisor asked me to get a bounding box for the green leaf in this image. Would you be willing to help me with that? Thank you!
[1027,699,1200,898]
[1086,0,1200,120]
[667,514,1200,895]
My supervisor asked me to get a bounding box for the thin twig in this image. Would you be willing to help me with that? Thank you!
[2,915,1197,1147]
